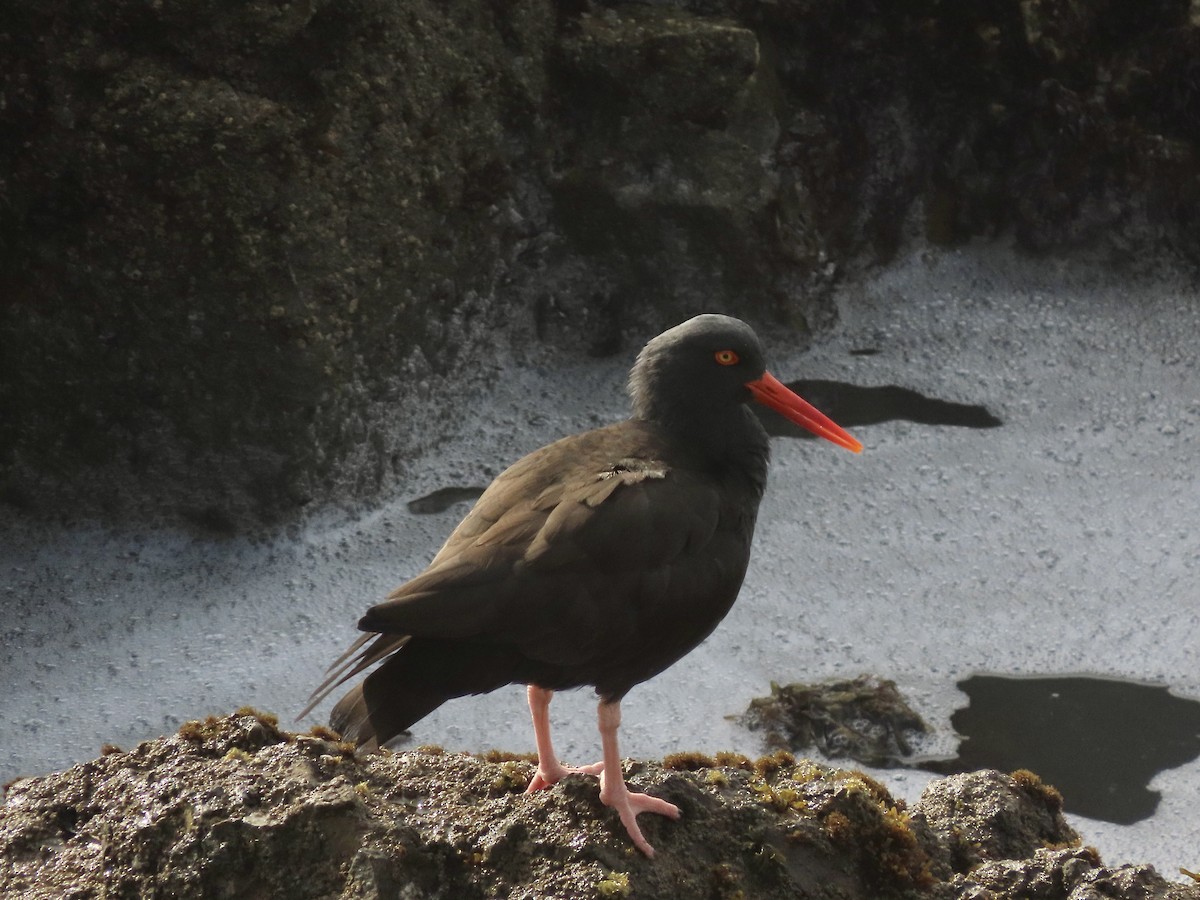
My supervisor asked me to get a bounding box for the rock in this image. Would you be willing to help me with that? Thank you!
[6,1,1200,527]
[943,848,1200,900]
[737,675,930,767]
[0,0,567,528]
[1,711,1196,899]
[912,769,1078,872]
[550,6,792,340]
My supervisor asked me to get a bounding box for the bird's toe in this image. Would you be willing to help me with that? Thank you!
[606,789,681,857]
[627,791,681,820]
[525,760,605,793]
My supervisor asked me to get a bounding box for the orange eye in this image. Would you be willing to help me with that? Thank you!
[714,349,739,366]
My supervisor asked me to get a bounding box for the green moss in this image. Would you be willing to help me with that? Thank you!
[490,760,531,793]
[817,777,934,892]
[477,749,538,764]
[705,769,730,788]
[662,751,716,771]
[712,751,753,770]
[595,870,631,897]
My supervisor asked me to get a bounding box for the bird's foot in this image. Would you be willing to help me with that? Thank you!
[525,759,605,793]
[599,773,681,858]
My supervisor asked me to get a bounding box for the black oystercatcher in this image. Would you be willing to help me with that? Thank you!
[303,314,861,856]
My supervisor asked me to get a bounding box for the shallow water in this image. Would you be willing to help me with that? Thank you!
[2,243,1198,877]
[924,674,1200,826]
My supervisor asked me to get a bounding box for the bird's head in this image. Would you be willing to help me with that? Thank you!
[630,314,862,453]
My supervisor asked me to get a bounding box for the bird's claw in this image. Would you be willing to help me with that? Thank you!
[525,760,679,856]
[605,788,681,858]
[525,760,605,793]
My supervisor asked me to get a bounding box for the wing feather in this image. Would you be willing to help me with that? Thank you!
[308,419,753,712]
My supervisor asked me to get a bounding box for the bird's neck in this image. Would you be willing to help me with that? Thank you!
[641,404,771,497]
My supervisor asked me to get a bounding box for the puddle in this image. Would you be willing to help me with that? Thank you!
[760,380,1002,436]
[924,675,1200,825]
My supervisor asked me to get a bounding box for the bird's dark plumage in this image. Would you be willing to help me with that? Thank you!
[303,313,861,855]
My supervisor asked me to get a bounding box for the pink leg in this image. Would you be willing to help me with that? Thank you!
[594,699,680,858]
[524,685,603,792]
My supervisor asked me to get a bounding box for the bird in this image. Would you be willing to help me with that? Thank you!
[302,313,862,857]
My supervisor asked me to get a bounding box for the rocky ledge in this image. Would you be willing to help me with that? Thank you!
[2,710,1196,899]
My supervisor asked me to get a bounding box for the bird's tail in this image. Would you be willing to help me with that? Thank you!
[328,638,522,749]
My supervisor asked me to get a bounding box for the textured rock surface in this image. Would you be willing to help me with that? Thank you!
[0,0,567,528]
[4,1,1200,527]
[1,711,1196,899]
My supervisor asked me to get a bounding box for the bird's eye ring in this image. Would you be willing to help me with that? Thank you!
[714,350,739,366]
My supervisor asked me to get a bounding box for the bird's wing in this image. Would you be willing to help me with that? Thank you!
[357,432,738,661]
[519,457,715,572]
[304,422,753,716]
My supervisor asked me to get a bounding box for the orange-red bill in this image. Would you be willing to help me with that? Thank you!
[747,371,863,453]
